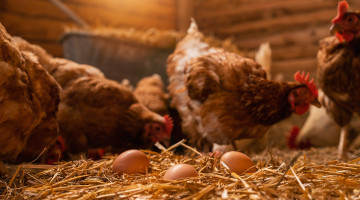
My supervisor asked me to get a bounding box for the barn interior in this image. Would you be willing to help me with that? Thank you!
[1,0,360,199]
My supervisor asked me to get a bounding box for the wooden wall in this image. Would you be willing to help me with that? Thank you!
[0,0,176,57]
[193,0,360,80]
[1,0,359,80]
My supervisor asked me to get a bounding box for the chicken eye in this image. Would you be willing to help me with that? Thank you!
[345,15,358,24]
[300,89,309,96]
[153,124,161,132]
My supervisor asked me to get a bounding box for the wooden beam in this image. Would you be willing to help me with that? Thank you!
[48,0,90,29]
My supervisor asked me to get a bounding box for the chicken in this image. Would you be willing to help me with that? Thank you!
[166,20,321,152]
[134,74,169,115]
[13,36,106,162]
[205,42,273,153]
[0,23,60,168]
[13,37,104,88]
[316,1,360,158]
[57,76,173,156]
[287,91,360,150]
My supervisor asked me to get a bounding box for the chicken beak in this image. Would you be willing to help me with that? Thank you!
[330,23,340,35]
[161,138,170,147]
[310,98,322,108]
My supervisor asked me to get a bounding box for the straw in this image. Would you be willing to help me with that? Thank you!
[2,144,360,199]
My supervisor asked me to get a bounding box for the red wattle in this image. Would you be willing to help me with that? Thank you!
[294,104,309,115]
[336,32,344,42]
[342,31,354,42]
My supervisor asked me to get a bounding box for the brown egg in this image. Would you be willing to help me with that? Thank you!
[112,149,150,175]
[220,151,256,174]
[163,164,198,180]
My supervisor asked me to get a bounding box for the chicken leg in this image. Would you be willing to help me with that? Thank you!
[338,125,349,159]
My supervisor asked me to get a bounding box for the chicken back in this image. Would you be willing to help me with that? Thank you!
[167,20,320,151]
[13,37,104,89]
[134,74,169,115]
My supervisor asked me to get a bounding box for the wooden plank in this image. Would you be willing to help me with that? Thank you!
[195,0,337,28]
[272,57,317,81]
[207,9,336,36]
[63,0,174,11]
[234,25,330,49]
[272,44,319,61]
[194,0,360,15]
[273,58,317,73]
[272,57,317,73]
[64,0,176,29]
[0,0,70,20]
[1,0,177,30]
[176,0,194,32]
[0,0,178,57]
[194,0,360,35]
[0,12,71,41]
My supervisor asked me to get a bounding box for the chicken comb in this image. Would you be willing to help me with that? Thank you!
[164,115,174,137]
[332,1,349,24]
[294,71,318,98]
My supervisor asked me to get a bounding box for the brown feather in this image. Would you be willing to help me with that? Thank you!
[0,24,60,163]
[317,36,360,126]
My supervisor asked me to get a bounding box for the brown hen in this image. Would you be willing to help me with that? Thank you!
[57,76,173,156]
[0,23,60,168]
[167,20,320,152]
[13,36,105,162]
[317,1,360,158]
[134,74,169,115]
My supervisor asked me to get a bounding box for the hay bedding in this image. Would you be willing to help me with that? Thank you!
[1,140,360,199]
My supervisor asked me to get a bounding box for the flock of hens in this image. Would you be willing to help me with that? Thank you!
[1,1,360,173]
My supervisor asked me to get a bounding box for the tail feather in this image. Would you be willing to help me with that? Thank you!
[255,42,272,80]
[186,18,204,41]
[188,18,199,34]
